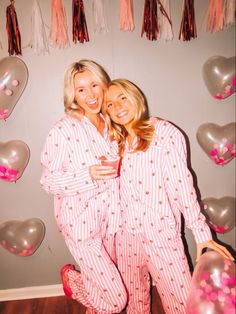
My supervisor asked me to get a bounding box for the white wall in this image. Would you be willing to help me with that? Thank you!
[0,0,235,289]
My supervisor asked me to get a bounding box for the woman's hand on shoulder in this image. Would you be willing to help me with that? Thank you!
[89,164,117,180]
[196,240,234,262]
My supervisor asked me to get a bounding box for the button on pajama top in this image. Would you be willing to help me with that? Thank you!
[40,115,127,313]
[116,118,212,314]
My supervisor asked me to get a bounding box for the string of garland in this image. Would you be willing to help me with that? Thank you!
[0,0,235,55]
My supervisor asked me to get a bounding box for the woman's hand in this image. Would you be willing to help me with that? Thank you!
[196,240,234,262]
[89,164,117,180]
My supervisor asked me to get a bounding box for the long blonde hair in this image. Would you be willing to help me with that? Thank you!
[64,59,110,117]
[103,79,155,155]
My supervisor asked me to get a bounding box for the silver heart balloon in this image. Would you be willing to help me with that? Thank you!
[0,218,46,256]
[0,140,30,182]
[202,197,236,234]
[0,56,28,120]
[202,56,236,100]
[186,251,236,314]
[196,123,236,166]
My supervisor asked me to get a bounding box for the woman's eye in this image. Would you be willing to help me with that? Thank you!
[121,96,126,101]
[78,89,84,93]
[107,103,113,108]
[92,83,98,88]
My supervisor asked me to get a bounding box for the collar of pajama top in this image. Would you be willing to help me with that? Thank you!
[79,113,109,141]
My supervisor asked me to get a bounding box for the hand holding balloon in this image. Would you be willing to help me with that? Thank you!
[186,251,236,314]
[196,240,234,262]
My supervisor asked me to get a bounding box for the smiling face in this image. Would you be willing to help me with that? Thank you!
[74,70,104,119]
[105,85,137,131]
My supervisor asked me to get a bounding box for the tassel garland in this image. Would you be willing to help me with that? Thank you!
[30,0,49,55]
[141,0,158,40]
[50,0,69,48]
[6,0,22,55]
[72,0,89,43]
[119,0,135,31]
[179,0,197,41]
[206,0,224,33]
[92,0,108,34]
[224,0,236,27]
[158,0,173,41]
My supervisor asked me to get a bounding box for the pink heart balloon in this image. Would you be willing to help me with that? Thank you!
[202,197,236,234]
[0,140,30,182]
[186,251,236,314]
[0,56,28,120]
[0,219,45,256]
[202,56,236,100]
[196,123,236,165]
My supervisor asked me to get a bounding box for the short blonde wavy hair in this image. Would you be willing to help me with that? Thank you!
[64,59,110,117]
[103,79,155,155]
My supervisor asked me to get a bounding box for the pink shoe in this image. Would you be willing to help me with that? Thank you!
[60,264,75,299]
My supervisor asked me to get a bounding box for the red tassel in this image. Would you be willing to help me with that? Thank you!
[6,0,22,55]
[141,0,159,41]
[72,0,89,43]
[179,0,197,41]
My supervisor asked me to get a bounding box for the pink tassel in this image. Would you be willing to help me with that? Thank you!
[119,0,135,31]
[50,0,70,49]
[224,0,236,27]
[0,37,3,50]
[206,0,224,33]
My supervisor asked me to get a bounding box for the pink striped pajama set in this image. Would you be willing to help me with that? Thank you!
[116,118,212,313]
[40,115,127,313]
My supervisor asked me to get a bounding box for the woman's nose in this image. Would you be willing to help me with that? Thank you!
[86,88,95,98]
[114,101,122,110]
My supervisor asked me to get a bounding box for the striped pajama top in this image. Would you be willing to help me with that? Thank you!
[119,118,212,244]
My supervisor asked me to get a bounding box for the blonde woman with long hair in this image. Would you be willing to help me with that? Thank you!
[40,61,127,313]
[103,78,233,314]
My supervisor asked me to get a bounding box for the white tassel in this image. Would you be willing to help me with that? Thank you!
[224,0,236,27]
[30,0,49,55]
[0,38,3,50]
[92,0,108,34]
[158,0,173,41]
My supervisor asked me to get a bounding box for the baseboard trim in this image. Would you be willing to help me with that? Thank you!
[0,284,64,301]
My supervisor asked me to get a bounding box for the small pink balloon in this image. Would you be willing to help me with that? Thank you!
[0,83,6,91]
[5,89,13,96]
[11,79,19,86]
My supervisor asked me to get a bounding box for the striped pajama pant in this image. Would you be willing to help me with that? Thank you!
[116,230,191,314]
[57,195,127,313]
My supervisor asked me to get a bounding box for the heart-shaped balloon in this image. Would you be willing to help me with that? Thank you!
[202,56,236,100]
[0,140,30,182]
[0,218,45,256]
[0,56,28,120]
[196,123,236,165]
[186,251,236,314]
[202,197,236,234]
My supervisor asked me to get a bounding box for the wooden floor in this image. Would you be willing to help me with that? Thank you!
[0,286,164,314]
